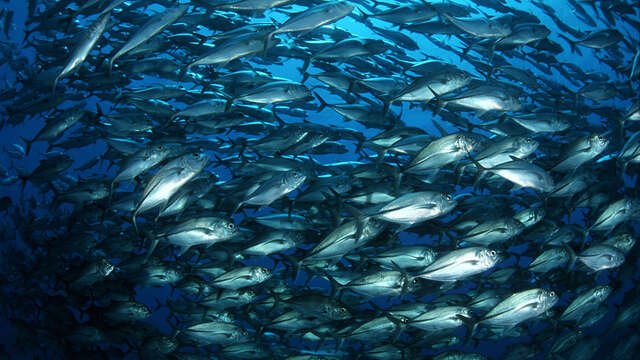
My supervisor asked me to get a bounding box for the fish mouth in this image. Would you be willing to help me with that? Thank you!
[456,314,475,325]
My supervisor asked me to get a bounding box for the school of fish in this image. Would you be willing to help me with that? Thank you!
[0,0,639,359]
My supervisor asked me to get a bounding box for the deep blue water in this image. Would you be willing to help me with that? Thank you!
[0,0,639,359]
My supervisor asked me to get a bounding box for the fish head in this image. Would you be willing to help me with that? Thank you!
[251,266,273,283]
[283,170,307,191]
[516,136,539,155]
[509,218,526,234]
[364,217,386,236]
[458,307,474,321]
[293,231,306,245]
[455,133,480,154]
[489,21,513,37]
[531,24,551,38]
[161,267,185,284]
[92,183,111,199]
[213,218,238,239]
[395,315,410,325]
[134,303,152,317]
[331,177,353,194]
[286,83,312,100]
[154,143,179,158]
[448,69,472,87]
[238,327,250,339]
[329,305,351,320]
[405,276,421,293]
[504,94,523,111]
[479,248,501,269]
[609,250,626,267]
[539,289,559,309]
[183,153,208,172]
[516,207,545,228]
[420,247,437,264]
[243,290,257,302]
[614,233,636,252]
[329,1,356,15]
[98,259,116,277]
[594,285,612,301]
[589,134,609,152]
[437,193,458,214]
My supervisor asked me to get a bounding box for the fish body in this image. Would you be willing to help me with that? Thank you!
[109,6,188,71]
[417,247,501,282]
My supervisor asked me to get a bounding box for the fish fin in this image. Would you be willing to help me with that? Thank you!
[558,33,581,55]
[18,135,33,156]
[382,97,392,116]
[175,244,191,257]
[132,211,140,235]
[299,56,312,74]
[263,31,274,52]
[465,152,489,190]
[474,109,488,118]
[426,84,445,114]
[323,271,344,300]
[314,91,329,112]
[52,74,61,95]
[432,119,448,137]
[281,253,300,283]
[143,236,160,264]
[344,203,371,243]
[457,314,476,340]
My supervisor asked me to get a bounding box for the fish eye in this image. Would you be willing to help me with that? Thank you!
[445,195,452,201]
[490,250,497,257]
[226,223,235,229]
[550,291,556,297]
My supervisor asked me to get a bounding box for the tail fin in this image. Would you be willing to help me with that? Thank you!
[179,64,190,80]
[314,91,329,112]
[18,136,33,156]
[280,253,301,283]
[563,243,577,271]
[558,34,581,55]
[465,152,489,190]
[382,97,392,116]
[323,271,344,300]
[299,56,312,75]
[263,31,275,53]
[108,57,115,75]
[143,234,159,264]
[52,74,61,95]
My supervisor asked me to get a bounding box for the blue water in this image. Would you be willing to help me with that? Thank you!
[0,0,639,359]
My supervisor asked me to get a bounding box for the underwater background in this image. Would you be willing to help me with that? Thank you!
[0,0,639,359]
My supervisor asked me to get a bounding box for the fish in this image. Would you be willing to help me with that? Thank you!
[473,288,558,334]
[265,1,354,50]
[109,5,188,72]
[560,285,612,322]
[53,12,111,93]
[132,153,208,233]
[417,247,501,282]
